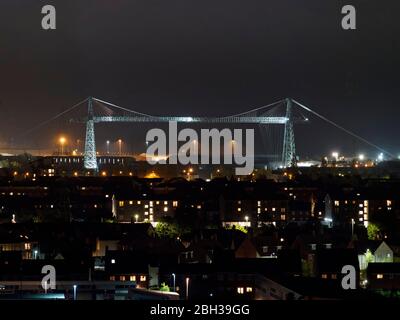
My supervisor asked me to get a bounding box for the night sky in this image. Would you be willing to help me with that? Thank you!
[0,0,399,158]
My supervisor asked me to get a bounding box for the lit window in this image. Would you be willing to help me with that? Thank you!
[197,205,201,209]
[111,259,116,264]
[164,201,168,205]
[150,215,154,221]
[334,201,339,206]
[359,204,363,208]
[331,274,337,279]
[24,243,31,250]
[110,276,115,281]
[246,287,253,293]
[387,200,392,207]
[119,201,124,207]
[364,200,368,206]
[272,208,276,212]
[237,208,241,212]
[150,208,153,214]
[173,201,178,207]
[120,276,126,281]
[140,276,146,281]
[164,207,168,212]
[377,274,384,279]
[257,201,261,207]
[280,215,286,221]
[150,201,153,207]
[130,275,136,281]
[129,201,133,205]
[144,204,149,209]
[321,274,328,279]
[257,208,261,214]
[237,287,244,294]
[137,201,141,205]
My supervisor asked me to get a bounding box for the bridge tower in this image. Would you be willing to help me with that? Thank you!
[282,98,296,167]
[84,97,98,171]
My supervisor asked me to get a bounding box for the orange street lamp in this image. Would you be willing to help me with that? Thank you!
[59,136,66,155]
[118,139,122,155]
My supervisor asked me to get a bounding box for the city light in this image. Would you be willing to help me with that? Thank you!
[331,152,339,160]
[185,277,190,300]
[378,153,384,161]
[118,139,122,155]
[73,285,77,300]
[172,273,176,292]
[59,136,67,155]
[358,154,365,161]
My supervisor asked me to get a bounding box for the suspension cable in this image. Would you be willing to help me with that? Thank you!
[18,97,89,138]
[292,99,394,157]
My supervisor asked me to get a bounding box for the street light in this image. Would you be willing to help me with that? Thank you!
[106,140,110,154]
[134,214,139,223]
[59,137,66,155]
[351,218,355,237]
[185,277,190,300]
[358,154,365,161]
[34,250,38,259]
[118,139,122,155]
[73,285,77,300]
[172,273,176,292]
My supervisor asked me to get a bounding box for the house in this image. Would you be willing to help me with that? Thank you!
[348,240,393,270]
[314,249,359,285]
[179,239,225,264]
[367,263,400,291]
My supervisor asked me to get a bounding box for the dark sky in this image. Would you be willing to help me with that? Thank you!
[0,0,399,158]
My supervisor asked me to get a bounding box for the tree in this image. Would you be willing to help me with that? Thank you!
[367,223,381,240]
[155,221,180,239]
[224,224,248,234]
[159,282,170,292]
[365,249,375,264]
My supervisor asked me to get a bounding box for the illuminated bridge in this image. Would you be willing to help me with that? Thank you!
[22,97,392,172]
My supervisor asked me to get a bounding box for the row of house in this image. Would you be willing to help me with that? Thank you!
[1,176,400,231]
[0,222,398,299]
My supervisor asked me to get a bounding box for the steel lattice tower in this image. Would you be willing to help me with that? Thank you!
[282,98,296,167]
[84,97,98,171]
[82,96,298,171]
